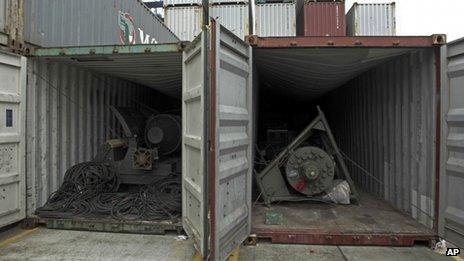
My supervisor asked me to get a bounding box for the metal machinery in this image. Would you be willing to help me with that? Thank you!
[256,107,359,204]
[95,106,181,184]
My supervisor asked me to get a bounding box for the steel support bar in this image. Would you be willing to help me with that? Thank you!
[253,229,437,247]
[31,43,186,57]
[246,35,446,48]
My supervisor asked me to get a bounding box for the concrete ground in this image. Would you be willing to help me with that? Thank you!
[0,226,455,261]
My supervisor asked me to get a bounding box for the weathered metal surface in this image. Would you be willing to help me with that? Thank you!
[210,4,249,40]
[182,34,207,256]
[23,0,178,47]
[439,37,464,248]
[210,22,253,261]
[0,51,26,228]
[347,3,396,36]
[297,2,346,36]
[31,44,183,98]
[325,49,437,228]
[44,218,182,234]
[25,58,163,216]
[246,35,446,48]
[252,193,436,246]
[255,3,296,37]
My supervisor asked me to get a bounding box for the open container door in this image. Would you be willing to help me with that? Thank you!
[0,51,26,228]
[440,37,464,248]
[182,20,252,260]
[209,22,253,260]
[182,31,209,256]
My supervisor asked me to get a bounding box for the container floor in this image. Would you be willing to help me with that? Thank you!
[252,192,436,246]
[0,227,450,260]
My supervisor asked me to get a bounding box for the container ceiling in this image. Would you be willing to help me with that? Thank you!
[253,47,416,100]
[34,45,183,98]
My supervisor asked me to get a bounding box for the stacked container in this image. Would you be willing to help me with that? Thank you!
[346,2,396,36]
[296,0,346,36]
[255,1,298,37]
[164,0,249,41]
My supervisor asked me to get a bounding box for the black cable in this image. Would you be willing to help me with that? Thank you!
[36,162,182,222]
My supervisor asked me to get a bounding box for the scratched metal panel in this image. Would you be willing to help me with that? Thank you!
[255,3,296,37]
[347,3,396,36]
[23,0,178,47]
[439,37,464,248]
[25,58,160,215]
[213,24,252,261]
[324,49,436,228]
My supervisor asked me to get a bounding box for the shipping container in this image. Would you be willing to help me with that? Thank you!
[255,3,296,37]
[165,6,203,41]
[165,5,249,41]
[297,1,346,36]
[347,3,396,36]
[1,17,463,261]
[163,0,202,7]
[23,0,178,47]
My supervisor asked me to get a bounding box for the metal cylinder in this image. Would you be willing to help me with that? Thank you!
[285,146,335,196]
[144,114,181,155]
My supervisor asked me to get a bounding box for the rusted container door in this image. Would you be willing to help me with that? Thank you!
[297,2,346,36]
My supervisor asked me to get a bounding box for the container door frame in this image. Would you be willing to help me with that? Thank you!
[439,38,464,248]
[209,21,253,261]
[0,51,27,228]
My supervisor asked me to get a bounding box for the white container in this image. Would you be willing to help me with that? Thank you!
[346,3,396,36]
[163,0,202,7]
[255,3,296,37]
[210,4,249,40]
[164,0,248,6]
[165,5,249,41]
[165,6,203,41]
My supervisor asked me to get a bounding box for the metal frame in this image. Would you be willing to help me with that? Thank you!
[31,43,186,57]
[253,228,436,247]
[246,35,446,48]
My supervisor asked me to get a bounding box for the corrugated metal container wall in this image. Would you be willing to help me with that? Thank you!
[165,5,249,41]
[165,6,202,42]
[25,59,160,215]
[163,0,202,7]
[0,0,23,45]
[346,3,396,36]
[325,50,436,228]
[297,1,346,36]
[211,0,249,5]
[255,3,296,37]
[210,5,249,40]
[23,0,178,47]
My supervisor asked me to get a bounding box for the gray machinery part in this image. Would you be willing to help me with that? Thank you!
[285,146,335,196]
[256,107,359,205]
[100,106,181,185]
[145,114,181,155]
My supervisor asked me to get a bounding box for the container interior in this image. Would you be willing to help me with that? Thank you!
[26,50,184,223]
[28,42,438,244]
[252,46,437,242]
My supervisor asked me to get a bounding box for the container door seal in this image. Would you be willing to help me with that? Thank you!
[0,52,27,228]
[210,21,253,261]
[439,38,464,248]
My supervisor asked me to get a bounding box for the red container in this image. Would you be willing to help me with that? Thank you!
[297,1,346,36]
